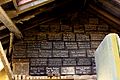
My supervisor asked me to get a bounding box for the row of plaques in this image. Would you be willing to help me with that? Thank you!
[13,49,95,58]
[30,58,92,67]
[29,66,92,76]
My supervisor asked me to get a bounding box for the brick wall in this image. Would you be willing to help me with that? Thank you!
[12,11,120,76]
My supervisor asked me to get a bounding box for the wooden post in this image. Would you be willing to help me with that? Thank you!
[0,6,23,39]
[0,42,13,80]
[9,33,14,56]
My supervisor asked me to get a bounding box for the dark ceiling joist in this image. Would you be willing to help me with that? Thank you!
[0,6,23,39]
[89,4,120,26]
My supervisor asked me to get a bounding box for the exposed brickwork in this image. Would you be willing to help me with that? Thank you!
[12,11,120,77]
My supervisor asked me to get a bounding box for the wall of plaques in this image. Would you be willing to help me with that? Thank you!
[12,11,120,76]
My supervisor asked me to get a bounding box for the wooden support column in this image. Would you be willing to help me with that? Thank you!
[9,33,14,56]
[0,42,13,80]
[0,6,23,39]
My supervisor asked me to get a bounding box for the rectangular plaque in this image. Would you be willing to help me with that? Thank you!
[87,49,96,57]
[46,67,60,76]
[98,24,108,31]
[37,33,47,41]
[77,58,92,65]
[50,25,60,32]
[76,34,90,41]
[13,50,26,58]
[48,33,62,41]
[69,50,86,57]
[26,41,40,48]
[65,42,78,49]
[39,25,49,32]
[27,49,39,58]
[53,50,68,57]
[14,45,26,50]
[63,33,75,41]
[24,36,36,41]
[89,18,99,24]
[53,42,64,49]
[63,58,76,66]
[48,59,62,66]
[39,50,52,57]
[30,58,47,66]
[34,41,41,48]
[90,33,105,41]
[41,41,52,49]
[74,25,84,33]
[61,67,75,75]
[14,41,27,50]
[76,66,91,74]
[29,67,46,76]
[61,25,72,32]
[78,42,90,49]
[85,24,97,31]
[91,41,101,48]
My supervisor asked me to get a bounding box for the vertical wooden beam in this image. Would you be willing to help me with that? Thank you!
[0,42,13,80]
[0,6,23,39]
[9,33,14,55]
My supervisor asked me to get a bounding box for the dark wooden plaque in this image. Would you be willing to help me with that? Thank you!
[61,25,72,32]
[13,50,26,58]
[46,67,60,76]
[74,25,84,33]
[65,42,78,49]
[76,66,91,74]
[53,42,64,49]
[63,58,76,66]
[77,58,92,65]
[76,34,90,41]
[50,25,60,32]
[61,67,75,75]
[85,25,97,31]
[69,50,86,57]
[48,59,62,66]
[48,33,62,41]
[53,50,68,57]
[29,67,46,76]
[30,58,47,66]
[78,42,90,49]
[90,33,105,41]
[39,50,52,57]
[27,49,39,58]
[41,41,52,49]
[63,33,75,41]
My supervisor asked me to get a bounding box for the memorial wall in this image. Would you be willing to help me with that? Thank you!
[12,11,120,76]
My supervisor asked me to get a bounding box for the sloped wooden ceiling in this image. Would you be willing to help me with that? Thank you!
[0,0,120,49]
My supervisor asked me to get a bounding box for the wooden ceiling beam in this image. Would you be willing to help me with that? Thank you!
[89,5,120,26]
[0,6,23,39]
